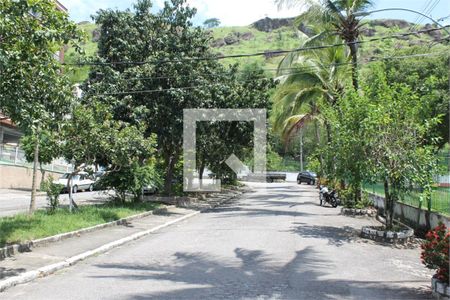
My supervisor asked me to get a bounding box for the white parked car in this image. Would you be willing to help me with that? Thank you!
[142,183,158,195]
[54,172,95,193]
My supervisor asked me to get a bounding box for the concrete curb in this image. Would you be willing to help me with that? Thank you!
[0,208,166,261]
[0,211,200,293]
[0,189,244,293]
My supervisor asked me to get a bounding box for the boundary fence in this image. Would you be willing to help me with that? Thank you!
[0,144,72,173]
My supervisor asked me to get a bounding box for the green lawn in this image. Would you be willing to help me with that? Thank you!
[0,202,159,247]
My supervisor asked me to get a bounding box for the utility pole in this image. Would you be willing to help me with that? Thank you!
[300,129,304,171]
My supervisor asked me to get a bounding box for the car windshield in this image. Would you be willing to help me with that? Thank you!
[60,173,70,179]
[310,172,317,177]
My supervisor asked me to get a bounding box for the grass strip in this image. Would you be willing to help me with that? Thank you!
[0,202,159,247]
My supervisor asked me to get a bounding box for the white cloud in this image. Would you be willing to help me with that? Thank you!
[61,0,137,22]
[63,0,305,25]
[183,0,305,26]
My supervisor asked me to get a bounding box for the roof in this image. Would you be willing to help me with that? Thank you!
[55,1,67,12]
[0,113,16,129]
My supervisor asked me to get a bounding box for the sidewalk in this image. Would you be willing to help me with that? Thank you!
[0,188,245,290]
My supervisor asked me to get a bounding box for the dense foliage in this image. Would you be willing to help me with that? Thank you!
[85,0,274,194]
[0,0,82,211]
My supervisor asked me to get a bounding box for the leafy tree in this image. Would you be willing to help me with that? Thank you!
[20,130,61,188]
[383,50,450,148]
[85,0,273,194]
[203,18,220,28]
[0,0,82,212]
[196,64,274,183]
[59,103,156,205]
[327,65,441,229]
[322,88,372,203]
[363,66,441,229]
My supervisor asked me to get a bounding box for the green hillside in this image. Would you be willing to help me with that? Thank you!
[65,18,448,83]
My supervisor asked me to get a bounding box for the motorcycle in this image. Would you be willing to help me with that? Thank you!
[319,186,340,208]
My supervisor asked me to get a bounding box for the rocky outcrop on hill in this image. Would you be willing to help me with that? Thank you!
[422,24,442,40]
[264,49,284,59]
[252,17,295,32]
[211,31,255,47]
[92,28,101,42]
[368,19,412,29]
[361,28,376,37]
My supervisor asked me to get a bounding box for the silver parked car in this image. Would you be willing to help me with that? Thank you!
[54,172,95,193]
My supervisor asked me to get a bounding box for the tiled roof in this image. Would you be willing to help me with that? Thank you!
[0,113,15,128]
[55,1,68,12]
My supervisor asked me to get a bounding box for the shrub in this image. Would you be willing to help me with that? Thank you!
[99,162,161,202]
[340,187,372,209]
[41,176,64,213]
[421,223,449,282]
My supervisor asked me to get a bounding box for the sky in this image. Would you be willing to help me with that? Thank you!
[62,0,450,26]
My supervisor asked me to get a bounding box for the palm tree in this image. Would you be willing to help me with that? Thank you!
[272,36,349,143]
[271,35,349,175]
[276,0,374,90]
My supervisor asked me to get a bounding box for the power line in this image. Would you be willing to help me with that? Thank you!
[410,0,434,29]
[91,51,449,97]
[411,0,440,31]
[86,49,448,85]
[64,26,450,67]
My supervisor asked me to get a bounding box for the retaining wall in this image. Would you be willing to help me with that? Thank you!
[0,164,63,189]
[369,193,450,229]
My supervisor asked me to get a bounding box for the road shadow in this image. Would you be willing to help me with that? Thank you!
[289,222,358,247]
[0,267,26,280]
[258,200,319,208]
[204,203,316,218]
[90,246,431,299]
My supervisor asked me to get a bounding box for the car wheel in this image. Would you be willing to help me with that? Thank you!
[297,180,301,184]
[72,185,78,193]
[89,184,94,192]
[267,178,274,183]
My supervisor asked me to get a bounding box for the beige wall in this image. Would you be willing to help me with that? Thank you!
[0,164,63,189]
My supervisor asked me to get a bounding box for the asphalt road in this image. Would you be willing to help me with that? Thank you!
[0,189,110,217]
[2,182,433,299]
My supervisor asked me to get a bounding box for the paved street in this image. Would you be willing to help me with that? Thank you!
[2,182,433,299]
[0,190,110,217]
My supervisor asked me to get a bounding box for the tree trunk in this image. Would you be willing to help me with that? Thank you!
[383,179,394,230]
[314,121,324,186]
[348,42,359,90]
[164,155,177,195]
[29,137,40,213]
[66,168,80,212]
[39,162,46,190]
[314,121,324,169]
[355,182,362,202]
[425,193,432,231]
[324,121,332,145]
[299,129,303,171]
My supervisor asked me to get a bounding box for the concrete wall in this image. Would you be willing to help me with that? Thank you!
[370,193,450,229]
[0,164,64,189]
